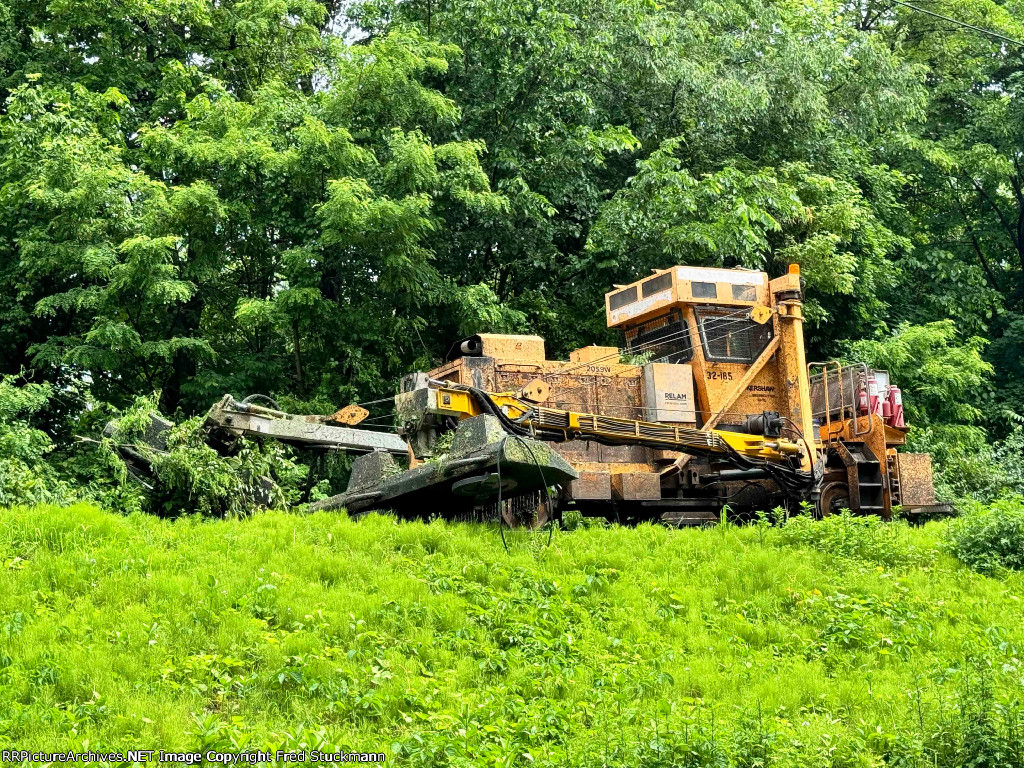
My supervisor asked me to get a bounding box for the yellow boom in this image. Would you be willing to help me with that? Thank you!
[429,384,806,464]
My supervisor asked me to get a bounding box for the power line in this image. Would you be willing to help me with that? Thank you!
[890,0,1024,49]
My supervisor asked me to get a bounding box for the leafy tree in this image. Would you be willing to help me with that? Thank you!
[863,0,1024,430]
[0,0,1022,509]
[0,375,71,505]
[355,0,932,355]
[589,151,908,327]
[1,27,506,411]
[846,320,1021,503]
[845,320,992,426]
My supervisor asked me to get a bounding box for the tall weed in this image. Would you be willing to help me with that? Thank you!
[943,496,1024,575]
[778,511,928,568]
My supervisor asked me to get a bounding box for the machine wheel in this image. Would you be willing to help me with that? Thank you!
[816,476,851,519]
[503,495,555,530]
[451,473,518,500]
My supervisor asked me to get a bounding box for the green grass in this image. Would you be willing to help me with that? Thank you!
[1,505,1023,766]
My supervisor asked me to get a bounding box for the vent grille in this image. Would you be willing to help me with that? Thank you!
[624,310,692,363]
[696,307,773,364]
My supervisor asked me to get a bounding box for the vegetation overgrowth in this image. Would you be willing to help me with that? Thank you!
[2,503,1024,765]
[943,498,1024,576]
[2,0,1023,761]
[0,0,1023,502]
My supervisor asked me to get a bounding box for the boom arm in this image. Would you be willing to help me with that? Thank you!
[204,395,408,454]
[417,383,807,465]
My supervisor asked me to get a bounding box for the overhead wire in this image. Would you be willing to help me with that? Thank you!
[349,395,398,409]
[335,421,400,431]
[351,305,800,490]
[888,0,1024,49]
[780,415,819,472]
[486,307,752,385]
[437,315,760,406]
[347,305,764,428]
[462,383,813,496]
[517,397,756,420]
[430,315,798,446]
[358,412,399,424]
[496,436,510,553]
[513,434,557,547]
[370,311,817,510]
[534,306,756,381]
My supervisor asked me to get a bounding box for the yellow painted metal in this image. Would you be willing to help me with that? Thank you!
[517,378,551,403]
[417,261,936,513]
[330,404,369,425]
[696,335,780,434]
[431,384,804,463]
[605,266,769,328]
[474,334,546,362]
[769,268,816,472]
[568,345,621,364]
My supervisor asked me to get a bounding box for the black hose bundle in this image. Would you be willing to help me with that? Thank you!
[458,383,814,501]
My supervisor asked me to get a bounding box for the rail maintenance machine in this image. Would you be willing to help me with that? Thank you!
[285,263,947,525]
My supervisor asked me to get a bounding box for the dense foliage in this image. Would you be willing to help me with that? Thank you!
[3,505,1024,763]
[0,378,71,506]
[944,497,1024,575]
[106,394,319,516]
[0,0,1023,498]
[4,4,1024,757]
[777,509,928,568]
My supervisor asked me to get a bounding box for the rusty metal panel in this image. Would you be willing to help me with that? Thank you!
[428,360,463,383]
[897,453,936,506]
[497,363,600,464]
[569,471,612,500]
[642,362,696,423]
[573,461,655,474]
[730,365,785,418]
[882,422,908,446]
[494,359,652,468]
[440,356,496,391]
[569,346,620,364]
[433,349,661,475]
[611,472,662,501]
